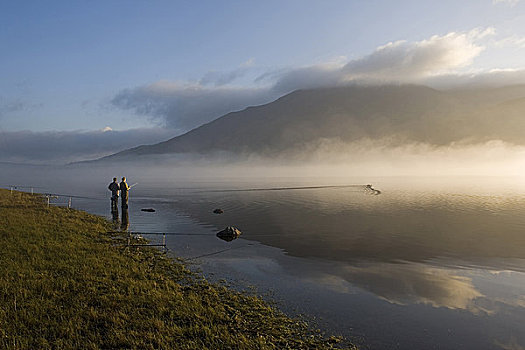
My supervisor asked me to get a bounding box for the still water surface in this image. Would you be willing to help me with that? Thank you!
[4,172,525,349]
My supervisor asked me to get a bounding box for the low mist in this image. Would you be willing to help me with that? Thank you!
[3,138,525,196]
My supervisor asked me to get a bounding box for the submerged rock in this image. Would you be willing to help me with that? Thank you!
[213,208,224,214]
[216,226,242,242]
[141,208,156,212]
[365,184,381,195]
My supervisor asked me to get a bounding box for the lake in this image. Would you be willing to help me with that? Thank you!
[2,168,525,350]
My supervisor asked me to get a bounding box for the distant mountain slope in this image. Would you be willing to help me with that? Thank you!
[98,84,525,161]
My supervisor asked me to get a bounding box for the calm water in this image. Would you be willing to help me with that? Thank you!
[3,169,525,349]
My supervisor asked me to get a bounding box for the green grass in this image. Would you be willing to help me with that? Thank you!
[0,189,356,349]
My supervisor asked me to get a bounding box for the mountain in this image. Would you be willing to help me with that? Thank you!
[97,84,525,161]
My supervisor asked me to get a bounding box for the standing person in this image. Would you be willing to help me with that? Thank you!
[120,177,130,209]
[108,177,120,211]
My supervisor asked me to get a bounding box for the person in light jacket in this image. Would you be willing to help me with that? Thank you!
[120,177,130,209]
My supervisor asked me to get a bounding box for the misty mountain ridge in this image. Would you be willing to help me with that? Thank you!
[97,84,525,162]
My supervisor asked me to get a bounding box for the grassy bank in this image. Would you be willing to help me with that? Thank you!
[0,189,355,349]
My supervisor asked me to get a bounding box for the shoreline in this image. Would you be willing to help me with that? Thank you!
[0,189,356,349]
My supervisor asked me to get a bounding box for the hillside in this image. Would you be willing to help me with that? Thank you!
[97,84,525,161]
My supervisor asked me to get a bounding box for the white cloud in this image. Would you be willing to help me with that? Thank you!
[341,28,493,82]
[492,35,525,48]
[112,28,525,132]
[269,28,494,90]
[493,0,520,6]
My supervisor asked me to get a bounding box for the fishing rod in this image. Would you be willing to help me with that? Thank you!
[204,184,370,193]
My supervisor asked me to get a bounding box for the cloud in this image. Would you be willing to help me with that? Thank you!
[493,0,520,6]
[270,28,494,91]
[112,28,525,132]
[0,101,24,116]
[0,128,174,164]
[199,59,256,86]
[0,97,42,118]
[114,60,265,131]
[199,70,248,86]
[492,35,525,48]
[425,68,525,88]
[112,81,275,132]
[269,63,345,94]
[341,29,491,82]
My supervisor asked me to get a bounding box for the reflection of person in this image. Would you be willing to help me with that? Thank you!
[120,177,129,209]
[121,207,129,231]
[108,177,120,211]
[111,208,120,230]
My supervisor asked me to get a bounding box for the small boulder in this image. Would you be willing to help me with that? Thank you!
[141,208,156,212]
[365,184,381,195]
[213,208,224,214]
[216,226,242,242]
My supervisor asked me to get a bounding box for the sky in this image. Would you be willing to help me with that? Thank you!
[1,0,525,163]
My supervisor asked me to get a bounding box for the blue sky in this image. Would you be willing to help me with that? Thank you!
[1,0,525,162]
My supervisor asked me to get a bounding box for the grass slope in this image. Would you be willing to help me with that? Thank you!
[0,189,355,349]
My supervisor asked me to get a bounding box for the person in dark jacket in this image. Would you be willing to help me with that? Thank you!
[108,177,120,211]
[120,177,130,209]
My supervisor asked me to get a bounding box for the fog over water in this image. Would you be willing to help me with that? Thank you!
[2,161,525,349]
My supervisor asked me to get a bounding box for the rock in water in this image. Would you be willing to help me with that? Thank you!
[141,208,156,212]
[213,208,224,214]
[216,226,242,242]
[365,184,381,195]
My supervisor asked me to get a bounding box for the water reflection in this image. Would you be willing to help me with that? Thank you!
[120,207,129,231]
[162,185,525,271]
[194,241,525,349]
[336,262,483,310]
[112,214,120,231]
